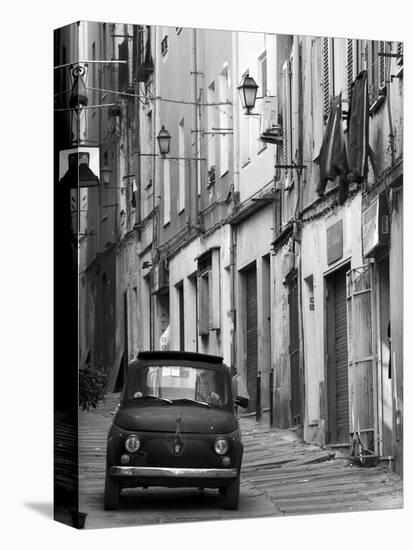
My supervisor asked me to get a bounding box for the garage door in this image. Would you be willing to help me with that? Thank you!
[246,266,258,413]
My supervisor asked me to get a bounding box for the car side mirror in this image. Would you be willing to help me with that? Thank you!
[234,396,249,409]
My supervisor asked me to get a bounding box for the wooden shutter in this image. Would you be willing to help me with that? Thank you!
[347,39,354,103]
[379,41,386,89]
[396,41,403,66]
[322,37,333,121]
[346,265,377,456]
[282,60,291,166]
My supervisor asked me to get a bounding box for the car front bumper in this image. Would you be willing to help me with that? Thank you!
[110,466,238,479]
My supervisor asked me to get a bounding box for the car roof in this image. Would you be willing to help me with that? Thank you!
[130,351,228,372]
[138,351,223,363]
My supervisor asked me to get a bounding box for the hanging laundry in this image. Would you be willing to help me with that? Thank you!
[314,93,348,197]
[348,70,369,183]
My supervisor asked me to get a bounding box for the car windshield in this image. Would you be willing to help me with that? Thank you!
[125,365,229,406]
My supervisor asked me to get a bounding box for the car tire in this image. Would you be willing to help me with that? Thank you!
[104,471,120,511]
[223,475,240,510]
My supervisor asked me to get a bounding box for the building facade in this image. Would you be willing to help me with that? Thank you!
[55,22,403,477]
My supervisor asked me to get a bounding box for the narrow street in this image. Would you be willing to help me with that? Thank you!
[77,394,402,529]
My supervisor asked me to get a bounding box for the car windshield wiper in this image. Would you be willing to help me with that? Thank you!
[172,398,210,408]
[132,394,173,404]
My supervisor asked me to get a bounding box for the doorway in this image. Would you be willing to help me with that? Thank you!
[245,264,258,412]
[326,265,349,444]
[288,273,302,426]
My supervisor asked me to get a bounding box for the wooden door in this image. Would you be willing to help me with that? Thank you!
[288,276,302,425]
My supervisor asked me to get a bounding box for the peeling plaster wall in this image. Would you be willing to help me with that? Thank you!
[389,189,403,476]
[300,194,363,445]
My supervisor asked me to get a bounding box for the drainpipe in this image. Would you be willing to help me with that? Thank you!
[293,35,306,430]
[150,25,160,350]
[191,27,199,229]
[230,30,240,377]
[292,35,300,219]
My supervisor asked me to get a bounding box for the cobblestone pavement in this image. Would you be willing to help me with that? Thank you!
[76,393,402,529]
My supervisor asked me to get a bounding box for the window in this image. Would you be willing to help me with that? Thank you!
[126,366,229,406]
[176,27,183,35]
[219,67,230,176]
[161,35,168,56]
[163,159,170,225]
[322,37,347,121]
[346,38,364,103]
[92,42,96,103]
[366,40,389,107]
[197,249,221,335]
[178,119,185,212]
[260,53,268,97]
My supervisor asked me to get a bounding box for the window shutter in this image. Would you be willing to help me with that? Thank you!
[282,60,291,166]
[396,41,403,66]
[379,41,386,89]
[347,39,354,103]
[322,37,332,121]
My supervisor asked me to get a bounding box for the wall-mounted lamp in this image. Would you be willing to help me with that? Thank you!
[139,126,206,161]
[100,165,112,185]
[157,125,171,158]
[156,125,206,161]
[238,72,259,115]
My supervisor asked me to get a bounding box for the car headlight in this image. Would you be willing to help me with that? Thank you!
[214,437,229,455]
[125,434,141,453]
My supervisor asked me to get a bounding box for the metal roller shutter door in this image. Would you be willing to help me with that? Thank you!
[335,270,349,442]
[246,267,258,412]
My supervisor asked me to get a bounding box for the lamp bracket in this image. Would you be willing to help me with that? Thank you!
[164,156,206,161]
[274,165,307,169]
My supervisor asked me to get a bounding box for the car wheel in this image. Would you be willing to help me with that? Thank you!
[104,471,120,510]
[223,475,240,510]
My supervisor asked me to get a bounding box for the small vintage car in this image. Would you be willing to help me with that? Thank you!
[104,351,248,510]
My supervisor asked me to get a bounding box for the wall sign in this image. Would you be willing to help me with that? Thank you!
[362,194,390,257]
[326,220,343,265]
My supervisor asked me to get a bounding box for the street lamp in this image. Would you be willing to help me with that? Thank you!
[157,125,171,158]
[238,72,259,115]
